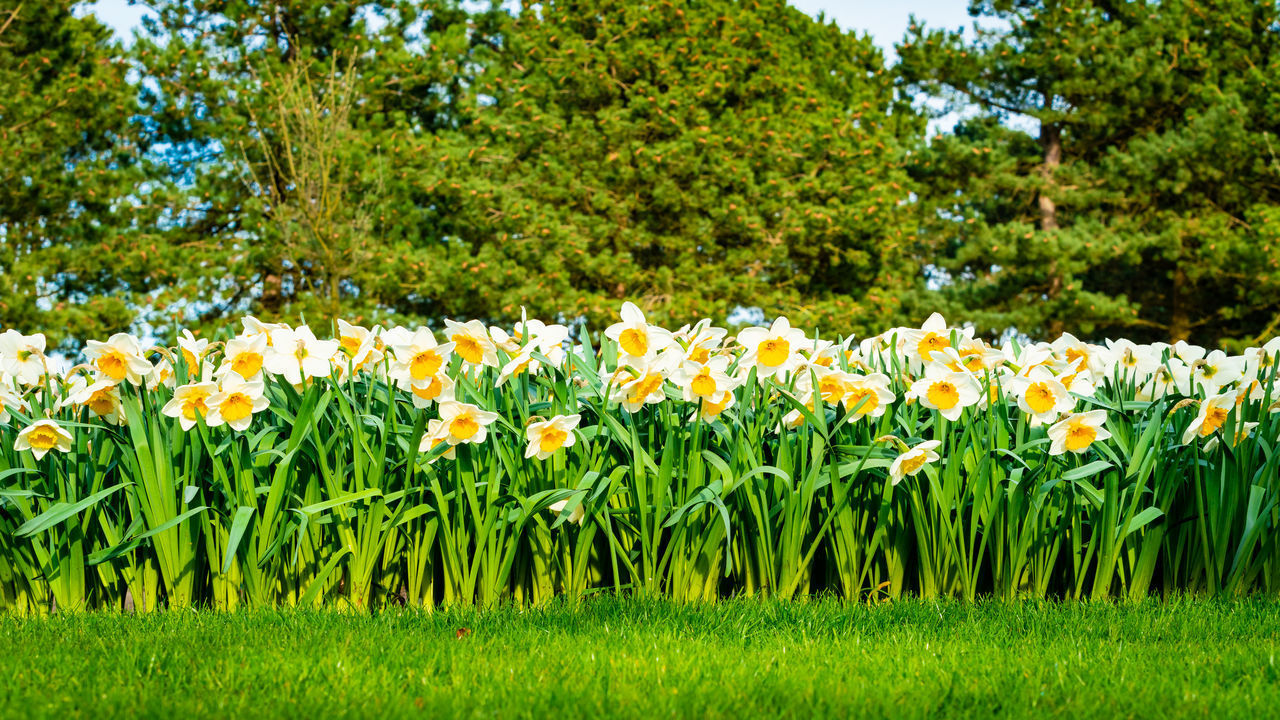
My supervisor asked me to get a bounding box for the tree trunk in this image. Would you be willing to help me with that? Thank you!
[1169,264,1190,342]
[1038,121,1061,232]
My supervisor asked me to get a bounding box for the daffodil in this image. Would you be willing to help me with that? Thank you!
[910,364,980,421]
[15,418,73,460]
[161,381,219,431]
[670,356,738,404]
[84,333,152,386]
[217,333,268,381]
[0,385,26,424]
[1047,410,1111,456]
[610,355,675,413]
[407,372,455,409]
[546,498,586,525]
[418,418,457,460]
[389,328,454,387]
[206,376,269,432]
[443,319,499,370]
[695,390,735,422]
[604,302,674,361]
[737,316,805,380]
[1010,367,1074,426]
[437,400,501,445]
[842,372,895,418]
[903,313,960,368]
[889,440,941,485]
[524,414,581,460]
[177,329,210,375]
[678,319,728,364]
[263,325,338,386]
[1182,392,1236,444]
[0,329,48,386]
[1192,350,1245,395]
[62,377,124,425]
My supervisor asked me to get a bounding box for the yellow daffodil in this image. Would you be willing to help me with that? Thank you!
[15,418,73,459]
[524,413,581,460]
[1047,410,1111,455]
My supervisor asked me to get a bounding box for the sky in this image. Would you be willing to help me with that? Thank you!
[87,0,979,57]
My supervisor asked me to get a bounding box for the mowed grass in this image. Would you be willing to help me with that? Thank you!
[3,598,1279,719]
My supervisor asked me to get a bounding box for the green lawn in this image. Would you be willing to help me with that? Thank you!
[3,598,1279,719]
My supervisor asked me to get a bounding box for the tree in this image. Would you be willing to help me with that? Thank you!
[0,2,157,348]
[131,0,506,335]
[449,0,924,334]
[899,0,1280,347]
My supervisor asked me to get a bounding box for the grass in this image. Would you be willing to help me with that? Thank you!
[2,598,1279,719]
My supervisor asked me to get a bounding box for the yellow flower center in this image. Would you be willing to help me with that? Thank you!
[97,351,128,381]
[450,414,479,440]
[87,389,116,417]
[182,349,199,370]
[182,390,211,421]
[628,373,665,405]
[340,335,362,357]
[539,428,568,454]
[689,346,710,364]
[758,339,789,367]
[411,376,444,402]
[220,393,254,423]
[27,426,59,450]
[1066,348,1086,368]
[411,350,443,381]
[818,376,845,404]
[1025,383,1056,414]
[927,381,959,410]
[232,352,263,378]
[899,452,928,476]
[453,334,484,364]
[690,369,717,398]
[703,395,730,418]
[1200,406,1229,437]
[917,332,949,360]
[1065,421,1097,452]
[619,328,649,357]
[846,387,878,415]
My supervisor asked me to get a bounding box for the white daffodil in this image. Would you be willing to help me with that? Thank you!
[889,440,941,485]
[546,498,586,526]
[437,400,501,446]
[604,302,675,361]
[910,364,980,421]
[670,356,738,404]
[737,316,806,380]
[443,319,499,370]
[177,329,210,374]
[609,355,676,413]
[1193,350,1246,395]
[63,378,124,425]
[0,384,28,423]
[1047,410,1111,456]
[524,413,581,460]
[1182,392,1236,444]
[1010,366,1074,426]
[389,328,454,387]
[217,333,268,381]
[407,372,455,409]
[15,418,73,460]
[418,418,457,461]
[0,329,48,386]
[842,373,895,419]
[263,326,338,386]
[206,375,269,432]
[695,390,735,422]
[161,381,219,431]
[84,333,152,386]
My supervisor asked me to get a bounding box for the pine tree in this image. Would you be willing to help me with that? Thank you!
[0,2,156,347]
[131,0,504,333]
[450,0,924,334]
[899,0,1280,346]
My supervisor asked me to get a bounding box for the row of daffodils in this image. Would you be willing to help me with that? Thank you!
[1,305,1277,612]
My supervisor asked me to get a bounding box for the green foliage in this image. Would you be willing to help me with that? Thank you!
[0,2,159,349]
[450,0,924,334]
[899,0,1280,347]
